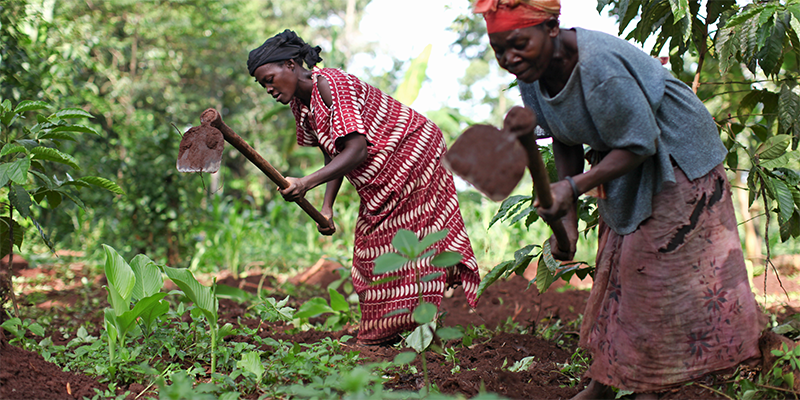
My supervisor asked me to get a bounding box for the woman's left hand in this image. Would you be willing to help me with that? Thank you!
[279,177,309,202]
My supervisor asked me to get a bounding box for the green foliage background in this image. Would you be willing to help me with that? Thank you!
[1,0,797,283]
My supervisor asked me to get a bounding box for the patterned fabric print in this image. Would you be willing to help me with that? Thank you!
[579,164,764,392]
[290,68,481,345]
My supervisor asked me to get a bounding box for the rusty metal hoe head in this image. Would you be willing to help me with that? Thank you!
[443,124,528,202]
[176,109,225,173]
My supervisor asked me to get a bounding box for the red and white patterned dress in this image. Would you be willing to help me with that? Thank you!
[290,67,480,344]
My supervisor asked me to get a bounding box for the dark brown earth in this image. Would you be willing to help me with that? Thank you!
[1,257,798,400]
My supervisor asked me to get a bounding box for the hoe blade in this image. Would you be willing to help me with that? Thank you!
[176,124,224,173]
[442,124,528,202]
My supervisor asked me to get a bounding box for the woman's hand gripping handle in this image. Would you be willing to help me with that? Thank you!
[504,106,577,260]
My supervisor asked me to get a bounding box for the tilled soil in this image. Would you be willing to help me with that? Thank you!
[2,260,795,400]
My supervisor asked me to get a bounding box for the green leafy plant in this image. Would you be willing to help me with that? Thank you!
[767,342,800,391]
[101,245,168,365]
[372,228,465,389]
[162,265,222,376]
[0,100,123,316]
[294,287,353,331]
[0,316,45,350]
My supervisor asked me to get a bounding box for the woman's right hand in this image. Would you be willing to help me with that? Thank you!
[317,206,335,236]
[548,218,578,261]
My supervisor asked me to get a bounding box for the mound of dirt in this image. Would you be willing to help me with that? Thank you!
[0,330,108,400]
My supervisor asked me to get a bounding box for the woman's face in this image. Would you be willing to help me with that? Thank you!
[489,23,557,84]
[253,60,298,104]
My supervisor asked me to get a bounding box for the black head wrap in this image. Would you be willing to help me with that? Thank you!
[247,29,323,76]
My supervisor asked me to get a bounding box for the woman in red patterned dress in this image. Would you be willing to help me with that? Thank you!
[247,30,481,345]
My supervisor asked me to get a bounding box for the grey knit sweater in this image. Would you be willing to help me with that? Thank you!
[519,27,726,235]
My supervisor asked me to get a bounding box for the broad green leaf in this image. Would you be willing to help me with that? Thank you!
[37,132,77,141]
[421,272,444,282]
[0,144,27,157]
[130,254,164,301]
[0,318,21,336]
[328,287,349,312]
[759,152,799,169]
[30,147,80,170]
[418,229,448,252]
[48,124,99,135]
[369,274,403,286]
[102,244,135,316]
[756,135,791,160]
[778,84,800,135]
[393,44,432,106]
[392,229,420,257]
[772,179,795,222]
[394,351,416,365]
[372,252,407,274]
[476,260,514,300]
[79,176,125,195]
[489,195,532,228]
[294,297,334,319]
[431,251,462,267]
[667,0,687,21]
[14,101,50,114]
[508,356,536,372]
[139,298,169,334]
[758,13,786,76]
[49,108,93,120]
[8,185,31,219]
[667,0,691,42]
[117,293,168,334]
[406,322,434,353]
[412,302,437,324]
[26,322,45,337]
[724,4,764,29]
[535,256,558,293]
[779,210,800,242]
[237,351,265,384]
[791,185,800,208]
[436,326,463,341]
[382,308,409,318]
[540,240,561,273]
[162,266,217,322]
[0,217,24,260]
[0,157,31,185]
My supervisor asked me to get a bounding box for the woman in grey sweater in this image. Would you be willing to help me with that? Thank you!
[473,0,764,398]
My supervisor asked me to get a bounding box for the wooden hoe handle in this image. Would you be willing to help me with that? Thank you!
[503,107,571,255]
[201,108,335,233]
[516,134,572,254]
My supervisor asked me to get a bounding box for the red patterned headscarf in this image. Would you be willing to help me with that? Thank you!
[473,0,561,34]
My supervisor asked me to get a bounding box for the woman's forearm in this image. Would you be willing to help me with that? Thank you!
[570,148,648,197]
[303,133,367,190]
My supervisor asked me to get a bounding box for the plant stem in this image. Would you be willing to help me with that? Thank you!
[6,202,19,317]
[691,382,735,400]
[421,353,429,391]
[210,326,217,377]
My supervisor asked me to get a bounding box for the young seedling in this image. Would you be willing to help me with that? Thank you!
[101,245,167,365]
[372,228,465,390]
[162,265,222,377]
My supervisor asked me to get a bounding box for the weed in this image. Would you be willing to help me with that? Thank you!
[0,316,45,350]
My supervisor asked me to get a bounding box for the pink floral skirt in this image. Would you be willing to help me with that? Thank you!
[581,164,764,392]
